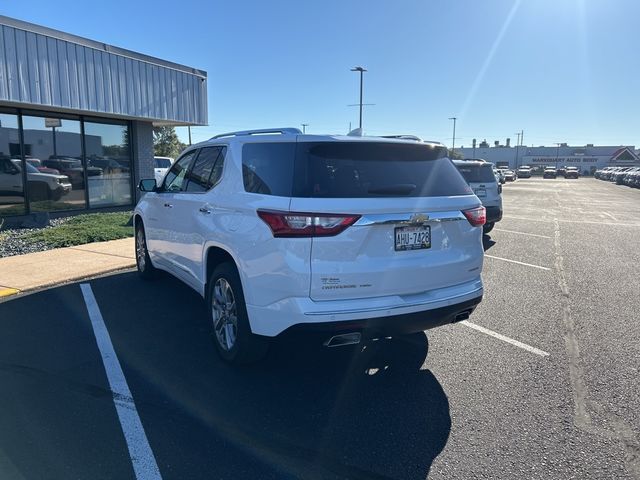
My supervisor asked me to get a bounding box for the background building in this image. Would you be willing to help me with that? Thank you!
[0,15,207,218]
[457,142,639,174]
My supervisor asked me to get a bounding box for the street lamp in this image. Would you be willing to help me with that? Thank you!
[351,66,367,130]
[449,117,457,158]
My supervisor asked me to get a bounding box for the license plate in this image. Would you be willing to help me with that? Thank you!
[394,226,431,251]
[474,188,486,197]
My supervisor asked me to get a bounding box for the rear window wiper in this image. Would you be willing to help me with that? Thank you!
[367,184,416,195]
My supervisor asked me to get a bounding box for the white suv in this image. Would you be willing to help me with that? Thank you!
[134,128,486,364]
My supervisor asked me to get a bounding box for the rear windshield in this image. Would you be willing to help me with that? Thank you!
[155,158,172,168]
[455,163,496,183]
[242,141,472,198]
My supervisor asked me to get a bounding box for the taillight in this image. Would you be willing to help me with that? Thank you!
[257,210,361,237]
[462,206,486,227]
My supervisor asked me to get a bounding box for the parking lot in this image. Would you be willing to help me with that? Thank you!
[1,177,639,480]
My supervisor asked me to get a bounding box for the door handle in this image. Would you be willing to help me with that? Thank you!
[164,203,173,208]
[199,205,213,214]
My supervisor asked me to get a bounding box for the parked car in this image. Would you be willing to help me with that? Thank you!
[154,156,173,186]
[493,167,505,184]
[556,167,566,177]
[620,167,640,186]
[0,158,72,200]
[25,158,60,175]
[453,159,502,234]
[543,167,557,179]
[88,157,130,174]
[42,157,102,187]
[564,166,580,179]
[134,128,486,364]
[517,166,532,178]
[502,169,517,181]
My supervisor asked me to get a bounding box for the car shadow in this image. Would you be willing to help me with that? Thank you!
[483,233,496,251]
[90,272,453,480]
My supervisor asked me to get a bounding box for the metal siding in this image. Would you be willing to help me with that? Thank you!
[14,29,29,101]
[93,48,104,111]
[117,55,127,113]
[56,39,70,106]
[25,31,40,103]
[101,50,113,113]
[0,21,207,124]
[4,26,20,101]
[85,47,97,111]
[75,44,88,109]
[124,57,135,115]
[36,34,51,104]
[66,41,79,109]
[46,37,61,106]
[109,53,119,113]
[0,26,8,99]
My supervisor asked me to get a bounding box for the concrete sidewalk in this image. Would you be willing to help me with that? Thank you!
[0,237,135,298]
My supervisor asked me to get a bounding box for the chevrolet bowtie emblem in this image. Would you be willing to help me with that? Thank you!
[410,213,429,224]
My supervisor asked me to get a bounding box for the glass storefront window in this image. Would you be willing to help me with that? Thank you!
[0,113,25,216]
[84,121,132,207]
[21,115,85,212]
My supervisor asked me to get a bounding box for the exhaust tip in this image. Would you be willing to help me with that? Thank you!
[324,332,362,348]
[453,310,472,322]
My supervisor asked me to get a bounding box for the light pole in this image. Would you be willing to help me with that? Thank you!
[514,132,521,168]
[301,123,308,134]
[351,66,367,130]
[188,126,192,146]
[449,117,457,158]
[555,142,561,169]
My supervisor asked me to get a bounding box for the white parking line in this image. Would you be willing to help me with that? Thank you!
[460,321,550,357]
[493,228,551,239]
[602,212,618,221]
[80,284,162,480]
[484,254,551,271]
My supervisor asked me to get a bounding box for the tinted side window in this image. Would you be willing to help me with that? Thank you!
[185,147,224,192]
[163,150,197,192]
[242,143,296,196]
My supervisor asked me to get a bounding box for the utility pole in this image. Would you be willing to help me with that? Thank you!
[555,142,562,169]
[515,132,521,169]
[449,117,457,157]
[301,123,308,134]
[350,66,367,130]
[188,126,192,146]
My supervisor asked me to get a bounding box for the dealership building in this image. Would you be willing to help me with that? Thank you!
[0,15,207,220]
[457,143,639,174]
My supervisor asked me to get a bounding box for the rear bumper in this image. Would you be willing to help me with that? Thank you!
[247,277,483,337]
[485,206,503,224]
[280,296,483,339]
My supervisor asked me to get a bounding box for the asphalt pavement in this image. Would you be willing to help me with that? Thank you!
[1,177,639,479]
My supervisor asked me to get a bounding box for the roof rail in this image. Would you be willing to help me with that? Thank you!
[380,135,423,142]
[210,128,302,140]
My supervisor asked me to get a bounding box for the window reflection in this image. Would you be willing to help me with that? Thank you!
[84,122,132,207]
[0,113,25,215]
[22,115,85,212]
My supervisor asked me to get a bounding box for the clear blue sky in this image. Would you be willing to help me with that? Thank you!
[3,0,638,147]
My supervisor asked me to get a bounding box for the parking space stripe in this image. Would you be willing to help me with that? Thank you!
[484,254,551,271]
[460,321,550,357]
[80,284,163,480]
[493,228,552,239]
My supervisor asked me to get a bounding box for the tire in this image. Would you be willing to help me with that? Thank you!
[207,262,269,364]
[135,223,157,279]
[483,222,495,234]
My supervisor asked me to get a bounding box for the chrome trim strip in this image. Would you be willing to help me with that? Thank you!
[304,286,483,316]
[353,210,466,226]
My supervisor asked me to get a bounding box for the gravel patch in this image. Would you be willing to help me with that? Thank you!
[0,218,71,258]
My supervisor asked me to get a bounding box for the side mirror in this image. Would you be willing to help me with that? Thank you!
[138,179,157,192]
